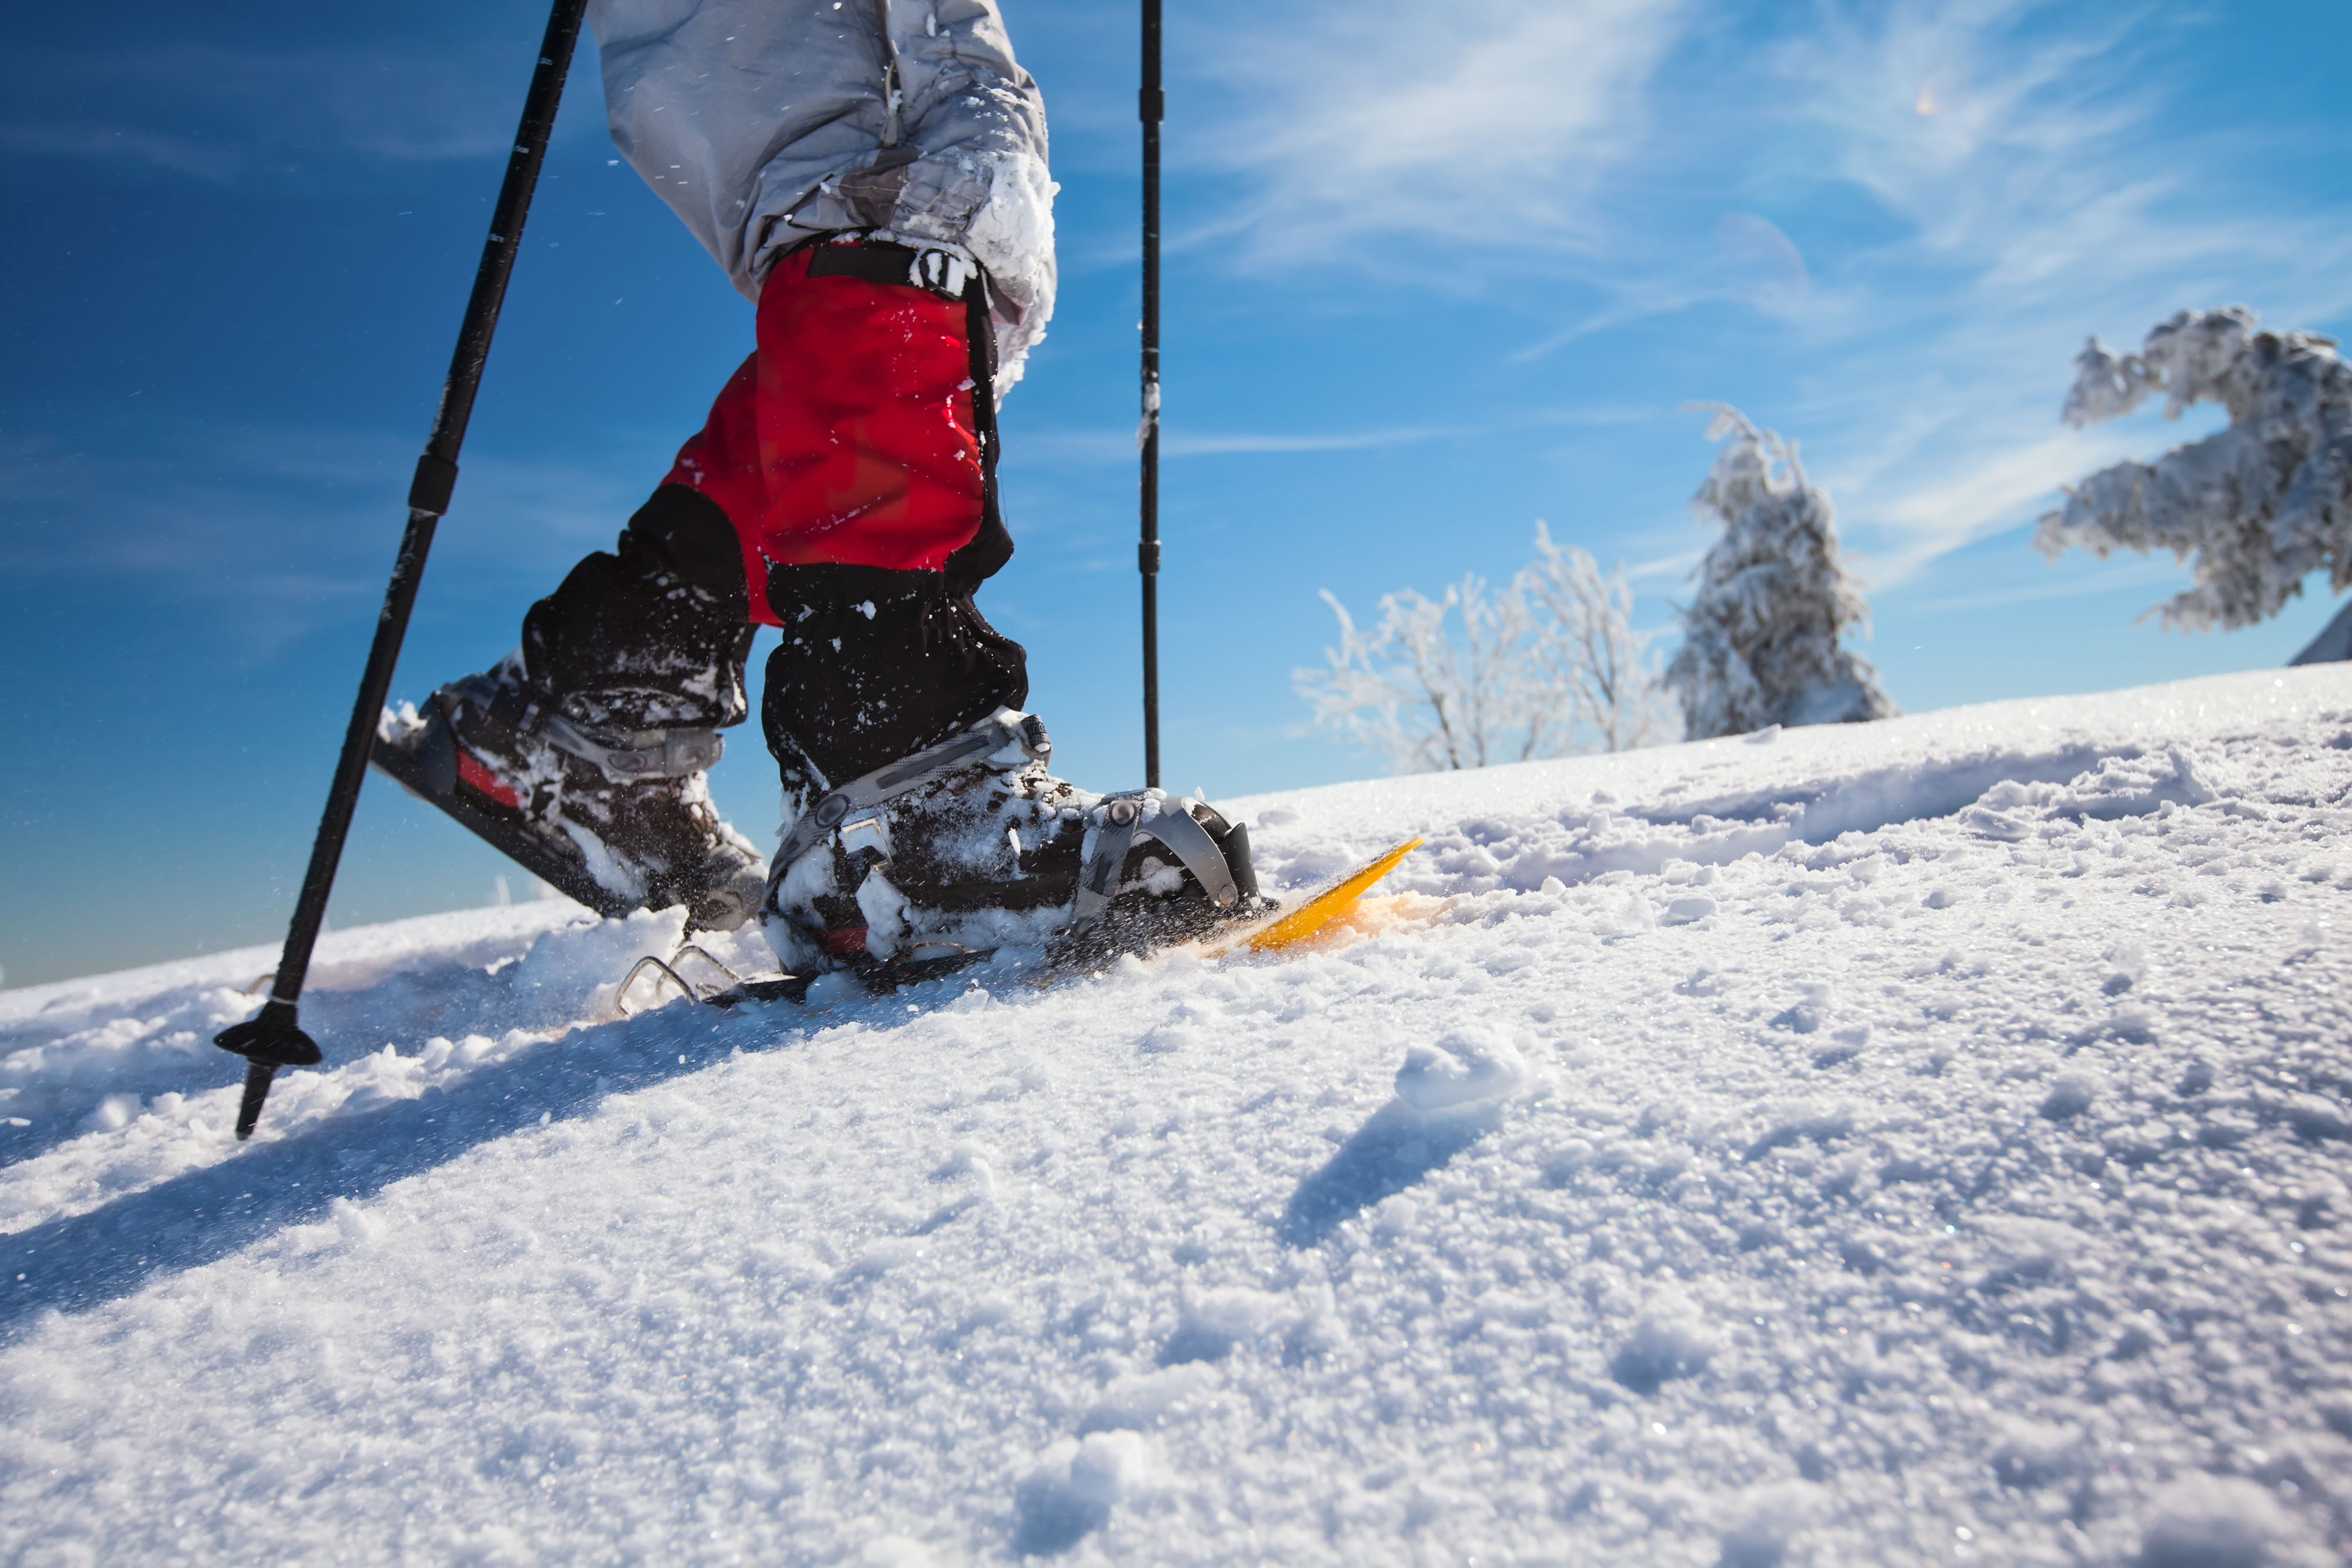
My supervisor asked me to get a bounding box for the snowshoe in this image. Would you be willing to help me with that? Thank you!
[758,708,1267,982]
[372,657,767,931]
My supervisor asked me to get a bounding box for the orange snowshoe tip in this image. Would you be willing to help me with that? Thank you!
[1234,837,1422,954]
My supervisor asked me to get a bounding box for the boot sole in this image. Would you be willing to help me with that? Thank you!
[370,726,641,920]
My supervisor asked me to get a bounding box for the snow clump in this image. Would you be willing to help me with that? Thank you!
[1393,1024,1528,1113]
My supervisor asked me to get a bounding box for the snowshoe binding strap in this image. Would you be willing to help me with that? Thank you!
[1070,795,1145,931]
[437,674,722,783]
[1066,797,1242,934]
[1137,803,1240,910]
[774,708,1051,872]
[535,712,721,781]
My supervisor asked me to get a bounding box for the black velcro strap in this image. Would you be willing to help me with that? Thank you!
[804,240,925,289]
[945,278,1013,591]
[805,239,988,305]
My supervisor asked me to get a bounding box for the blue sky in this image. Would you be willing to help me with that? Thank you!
[4,0,2348,988]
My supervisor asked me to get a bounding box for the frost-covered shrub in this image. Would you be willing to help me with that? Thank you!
[1665,406,1895,740]
[1297,524,1675,774]
[1521,521,1679,755]
[2034,306,2352,634]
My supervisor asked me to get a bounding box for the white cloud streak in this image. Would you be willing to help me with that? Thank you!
[1015,404,1653,469]
[0,37,587,187]
[1183,0,1689,267]
[0,420,649,660]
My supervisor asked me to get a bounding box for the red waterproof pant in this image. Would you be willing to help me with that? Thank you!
[663,244,987,626]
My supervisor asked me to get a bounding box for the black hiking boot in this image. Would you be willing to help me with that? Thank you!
[758,709,1266,978]
[375,657,767,931]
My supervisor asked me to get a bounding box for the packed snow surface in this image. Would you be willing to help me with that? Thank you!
[5,668,2351,1566]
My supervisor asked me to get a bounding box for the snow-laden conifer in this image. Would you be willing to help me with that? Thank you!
[2034,306,2352,636]
[1665,407,1895,740]
[1298,527,1673,774]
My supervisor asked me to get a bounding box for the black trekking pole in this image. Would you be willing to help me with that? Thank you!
[1138,0,1164,788]
[213,0,590,1141]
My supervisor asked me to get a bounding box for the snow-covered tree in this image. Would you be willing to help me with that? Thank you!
[1299,575,1528,773]
[1665,406,1896,739]
[1297,527,1673,774]
[1519,521,1678,754]
[2034,306,2352,639]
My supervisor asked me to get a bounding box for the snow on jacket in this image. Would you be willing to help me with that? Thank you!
[588,0,1056,388]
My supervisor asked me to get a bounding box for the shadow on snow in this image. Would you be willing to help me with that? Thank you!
[0,999,821,1340]
[1278,1099,1498,1248]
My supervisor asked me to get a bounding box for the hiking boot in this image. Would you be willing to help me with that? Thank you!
[374,656,767,931]
[759,708,1265,976]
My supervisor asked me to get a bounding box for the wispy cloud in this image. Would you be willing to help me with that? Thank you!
[1897,554,2185,616]
[1758,2,2352,580]
[0,419,649,660]
[1181,0,1689,269]
[1827,427,2169,586]
[1017,404,1653,470]
[1170,403,1646,457]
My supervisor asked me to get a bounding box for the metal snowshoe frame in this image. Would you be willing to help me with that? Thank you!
[369,701,641,921]
[765,707,1252,928]
[606,836,1422,1022]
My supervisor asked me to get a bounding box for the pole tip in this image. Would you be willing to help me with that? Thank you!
[234,1063,278,1141]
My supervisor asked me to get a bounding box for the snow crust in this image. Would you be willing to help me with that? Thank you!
[5,668,2351,1565]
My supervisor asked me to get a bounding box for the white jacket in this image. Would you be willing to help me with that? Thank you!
[589,0,1056,385]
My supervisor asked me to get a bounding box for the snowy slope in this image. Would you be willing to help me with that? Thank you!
[5,669,2351,1566]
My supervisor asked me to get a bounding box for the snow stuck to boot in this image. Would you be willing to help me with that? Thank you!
[760,710,1265,978]
[374,658,767,932]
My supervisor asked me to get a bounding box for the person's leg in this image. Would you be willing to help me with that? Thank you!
[376,482,770,930]
[659,240,1024,809]
[759,563,1026,810]
[519,482,754,733]
[658,238,1259,972]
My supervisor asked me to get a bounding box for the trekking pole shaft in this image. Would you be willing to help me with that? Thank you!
[263,508,439,1008]
[1139,0,1163,790]
[416,0,592,500]
[247,0,589,1016]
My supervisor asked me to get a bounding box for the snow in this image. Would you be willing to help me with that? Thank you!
[5,667,2352,1566]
